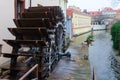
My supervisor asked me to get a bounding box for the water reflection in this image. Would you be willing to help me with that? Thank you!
[109,52,120,79]
[89,30,118,80]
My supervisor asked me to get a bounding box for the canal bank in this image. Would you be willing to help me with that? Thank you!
[0,31,92,79]
[49,32,92,80]
[3,30,119,80]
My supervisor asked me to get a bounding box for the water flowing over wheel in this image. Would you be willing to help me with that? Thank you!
[55,22,65,54]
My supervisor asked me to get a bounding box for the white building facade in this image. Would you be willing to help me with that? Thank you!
[38,0,67,18]
[0,0,68,53]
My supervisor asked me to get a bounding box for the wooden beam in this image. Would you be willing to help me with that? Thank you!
[19,64,38,80]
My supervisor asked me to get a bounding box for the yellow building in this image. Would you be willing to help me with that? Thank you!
[67,6,91,36]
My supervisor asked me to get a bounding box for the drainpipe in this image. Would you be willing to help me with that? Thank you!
[0,44,2,57]
[14,0,25,19]
[59,0,60,6]
[30,0,32,7]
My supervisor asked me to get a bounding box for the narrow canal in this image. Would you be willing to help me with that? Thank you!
[49,30,120,80]
[89,30,120,80]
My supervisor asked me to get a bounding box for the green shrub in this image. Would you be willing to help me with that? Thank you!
[111,21,120,53]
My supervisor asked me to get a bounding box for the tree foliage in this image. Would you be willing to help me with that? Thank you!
[111,21,120,51]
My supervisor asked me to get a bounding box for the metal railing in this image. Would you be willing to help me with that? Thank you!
[93,66,97,80]
[19,64,38,80]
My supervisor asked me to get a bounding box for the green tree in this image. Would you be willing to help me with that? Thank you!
[111,21,120,54]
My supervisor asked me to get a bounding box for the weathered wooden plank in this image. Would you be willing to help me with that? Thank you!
[8,27,48,39]
[3,40,47,47]
[17,18,52,27]
[2,53,50,58]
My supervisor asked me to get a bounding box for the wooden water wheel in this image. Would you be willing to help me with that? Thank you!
[0,0,67,80]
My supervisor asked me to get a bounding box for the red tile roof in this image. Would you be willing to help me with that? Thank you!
[67,8,73,16]
[114,9,120,13]
[88,11,102,15]
[102,7,113,11]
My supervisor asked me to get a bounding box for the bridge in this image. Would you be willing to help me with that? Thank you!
[91,14,120,29]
